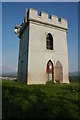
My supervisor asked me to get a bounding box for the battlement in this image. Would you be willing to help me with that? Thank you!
[28,8,68,30]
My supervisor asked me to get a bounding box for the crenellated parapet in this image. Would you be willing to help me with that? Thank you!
[28,8,68,30]
[14,8,68,38]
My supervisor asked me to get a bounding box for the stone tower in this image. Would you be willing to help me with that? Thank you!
[14,8,69,84]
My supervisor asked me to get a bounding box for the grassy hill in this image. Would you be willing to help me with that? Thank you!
[2,77,79,119]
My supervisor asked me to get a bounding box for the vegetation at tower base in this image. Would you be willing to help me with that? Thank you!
[2,76,79,119]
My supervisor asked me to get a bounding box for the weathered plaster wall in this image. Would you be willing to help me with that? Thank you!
[27,9,69,84]
[18,25,29,83]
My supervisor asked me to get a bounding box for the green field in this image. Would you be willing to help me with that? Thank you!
[2,77,80,119]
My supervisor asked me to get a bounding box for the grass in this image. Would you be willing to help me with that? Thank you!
[2,77,80,119]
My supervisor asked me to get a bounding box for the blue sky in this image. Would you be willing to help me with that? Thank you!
[2,2,78,73]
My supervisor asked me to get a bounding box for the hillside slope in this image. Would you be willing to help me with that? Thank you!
[2,78,79,119]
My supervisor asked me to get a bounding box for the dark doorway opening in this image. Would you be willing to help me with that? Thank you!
[46,60,54,81]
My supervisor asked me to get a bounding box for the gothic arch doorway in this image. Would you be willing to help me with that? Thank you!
[55,61,63,83]
[46,60,54,81]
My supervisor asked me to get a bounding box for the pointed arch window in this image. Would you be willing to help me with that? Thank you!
[46,33,53,50]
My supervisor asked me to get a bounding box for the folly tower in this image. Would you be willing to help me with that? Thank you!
[14,8,69,84]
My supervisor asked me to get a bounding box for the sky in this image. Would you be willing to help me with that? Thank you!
[2,2,78,74]
[1,0,79,2]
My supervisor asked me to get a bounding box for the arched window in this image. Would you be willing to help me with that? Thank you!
[46,33,53,50]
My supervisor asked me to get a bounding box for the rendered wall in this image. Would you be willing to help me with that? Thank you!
[18,25,29,83]
[27,9,69,84]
